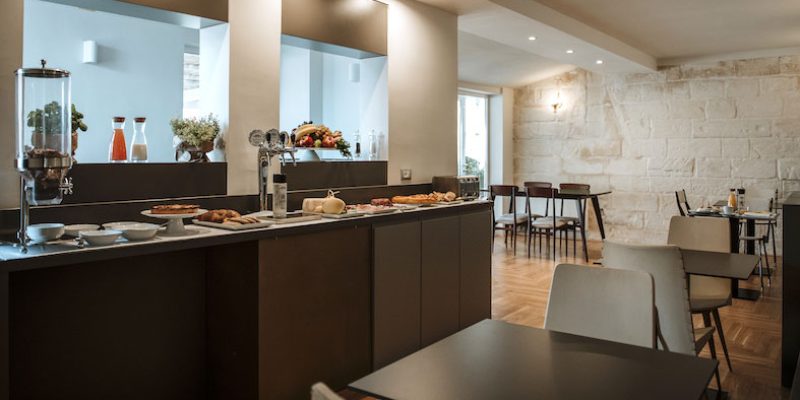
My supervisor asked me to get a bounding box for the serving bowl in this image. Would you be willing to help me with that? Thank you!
[64,224,100,237]
[102,221,141,230]
[27,223,65,244]
[79,230,122,246]
[116,223,159,241]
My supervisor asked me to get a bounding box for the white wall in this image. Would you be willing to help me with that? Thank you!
[23,0,190,163]
[279,45,312,133]
[0,0,22,210]
[386,0,458,184]
[200,23,230,162]
[227,0,282,197]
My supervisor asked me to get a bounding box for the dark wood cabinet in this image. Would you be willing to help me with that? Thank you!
[421,216,461,347]
[459,210,493,328]
[373,221,421,369]
[373,209,492,369]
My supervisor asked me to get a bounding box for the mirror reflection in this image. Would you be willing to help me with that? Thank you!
[23,0,229,163]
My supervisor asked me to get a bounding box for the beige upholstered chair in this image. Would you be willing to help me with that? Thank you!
[602,241,722,390]
[545,263,656,349]
[311,383,344,400]
[667,216,733,371]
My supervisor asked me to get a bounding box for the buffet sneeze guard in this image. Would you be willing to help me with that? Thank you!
[15,60,74,252]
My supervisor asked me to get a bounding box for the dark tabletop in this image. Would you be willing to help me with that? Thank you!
[681,249,759,280]
[349,319,716,400]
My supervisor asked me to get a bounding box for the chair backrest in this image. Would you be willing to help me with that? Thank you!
[602,241,695,355]
[675,190,690,216]
[311,383,344,400]
[667,216,730,253]
[559,183,590,195]
[490,184,517,197]
[544,263,655,348]
[525,186,557,198]
[523,181,552,189]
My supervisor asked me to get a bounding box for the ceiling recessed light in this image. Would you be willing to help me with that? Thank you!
[566,49,574,54]
[595,59,604,65]
[528,36,536,41]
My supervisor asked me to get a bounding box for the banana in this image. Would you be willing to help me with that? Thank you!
[293,124,318,141]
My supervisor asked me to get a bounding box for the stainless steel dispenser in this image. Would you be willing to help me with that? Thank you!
[15,60,73,251]
[248,128,297,211]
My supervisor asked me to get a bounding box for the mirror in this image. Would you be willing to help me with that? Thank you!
[280,35,388,161]
[23,0,229,163]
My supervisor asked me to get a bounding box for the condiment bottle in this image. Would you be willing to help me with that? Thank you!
[273,174,287,218]
[727,188,737,209]
[109,116,127,162]
[130,117,149,162]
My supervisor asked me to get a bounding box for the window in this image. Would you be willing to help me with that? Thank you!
[182,51,201,118]
[458,93,488,188]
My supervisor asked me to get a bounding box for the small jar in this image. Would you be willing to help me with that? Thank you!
[109,116,127,162]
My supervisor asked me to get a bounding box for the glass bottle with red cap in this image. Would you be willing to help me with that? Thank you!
[130,117,148,162]
[109,116,127,162]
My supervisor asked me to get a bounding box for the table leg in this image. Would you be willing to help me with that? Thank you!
[590,195,606,240]
[732,278,761,301]
[729,218,740,253]
[576,199,589,262]
[746,219,756,254]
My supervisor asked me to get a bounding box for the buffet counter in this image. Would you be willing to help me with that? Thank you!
[0,201,492,400]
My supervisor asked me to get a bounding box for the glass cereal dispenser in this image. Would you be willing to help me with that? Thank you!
[15,60,72,249]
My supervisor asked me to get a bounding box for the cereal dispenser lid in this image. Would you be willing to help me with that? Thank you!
[15,59,70,78]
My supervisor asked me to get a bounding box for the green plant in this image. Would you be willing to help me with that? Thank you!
[464,156,485,188]
[71,104,87,133]
[27,101,63,134]
[170,114,220,147]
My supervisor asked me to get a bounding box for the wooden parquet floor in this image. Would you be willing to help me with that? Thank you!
[492,235,789,400]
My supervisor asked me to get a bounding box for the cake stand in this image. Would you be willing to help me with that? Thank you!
[141,209,207,236]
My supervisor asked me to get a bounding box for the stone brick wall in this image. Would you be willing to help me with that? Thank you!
[514,55,800,249]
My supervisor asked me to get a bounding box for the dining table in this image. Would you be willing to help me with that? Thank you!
[484,187,611,262]
[681,249,761,300]
[348,319,718,400]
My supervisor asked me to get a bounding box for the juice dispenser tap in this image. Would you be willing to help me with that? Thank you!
[14,60,73,252]
[248,128,297,211]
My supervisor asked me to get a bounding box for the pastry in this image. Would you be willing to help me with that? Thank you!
[198,209,241,223]
[151,204,200,214]
[223,216,260,225]
[391,194,438,204]
[371,198,392,206]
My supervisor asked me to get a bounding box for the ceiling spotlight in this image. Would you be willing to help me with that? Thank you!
[595,59,604,65]
[566,49,574,54]
[528,36,536,41]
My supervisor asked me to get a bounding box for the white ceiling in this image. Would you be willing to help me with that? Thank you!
[534,0,800,62]
[458,31,574,88]
[414,0,800,88]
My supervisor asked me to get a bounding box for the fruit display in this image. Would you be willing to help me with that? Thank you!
[292,122,352,157]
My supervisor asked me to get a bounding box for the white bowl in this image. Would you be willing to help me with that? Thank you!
[27,223,65,244]
[102,221,141,230]
[79,229,122,246]
[116,223,159,241]
[64,224,100,237]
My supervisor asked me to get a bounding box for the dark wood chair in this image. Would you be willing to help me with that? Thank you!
[491,185,528,251]
[525,187,567,260]
[523,181,552,219]
[557,183,590,257]
[675,189,691,216]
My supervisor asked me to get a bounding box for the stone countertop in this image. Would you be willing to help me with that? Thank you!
[0,200,491,273]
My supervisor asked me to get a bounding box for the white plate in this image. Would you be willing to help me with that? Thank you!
[64,224,100,237]
[360,207,399,215]
[193,219,275,230]
[319,211,366,219]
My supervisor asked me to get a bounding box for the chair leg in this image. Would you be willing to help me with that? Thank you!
[770,222,778,266]
[527,226,532,258]
[707,333,723,393]
[711,309,733,371]
[763,240,772,285]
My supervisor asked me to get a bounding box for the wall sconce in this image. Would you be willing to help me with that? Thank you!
[551,78,563,114]
[82,40,97,64]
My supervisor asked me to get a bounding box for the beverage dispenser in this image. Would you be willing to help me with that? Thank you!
[15,60,72,250]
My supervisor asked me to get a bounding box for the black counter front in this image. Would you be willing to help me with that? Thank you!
[0,202,492,400]
[784,192,800,388]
